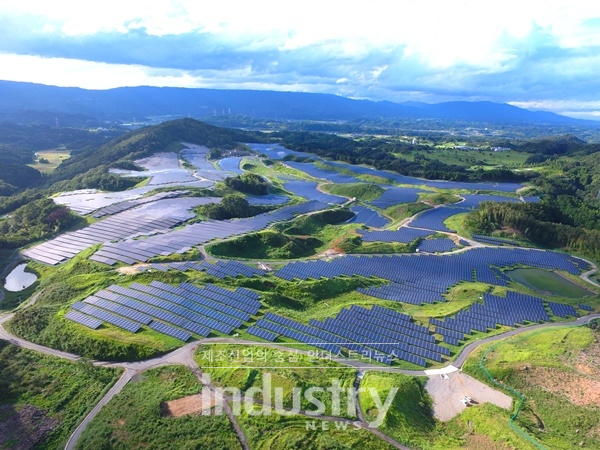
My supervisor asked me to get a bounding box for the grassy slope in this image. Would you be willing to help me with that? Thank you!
[320,182,385,201]
[463,326,600,450]
[238,413,396,450]
[0,341,120,449]
[359,372,435,449]
[195,343,357,418]
[76,365,240,449]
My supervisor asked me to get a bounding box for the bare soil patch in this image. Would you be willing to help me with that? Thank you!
[465,433,511,450]
[521,367,600,406]
[161,394,214,418]
[0,404,60,450]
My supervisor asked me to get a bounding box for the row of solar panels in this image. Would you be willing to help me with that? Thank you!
[64,282,262,341]
[471,234,520,246]
[429,291,584,344]
[88,200,330,266]
[23,208,185,265]
[274,248,588,306]
[357,227,433,243]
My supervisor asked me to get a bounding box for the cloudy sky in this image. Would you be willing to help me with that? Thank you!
[1,1,600,119]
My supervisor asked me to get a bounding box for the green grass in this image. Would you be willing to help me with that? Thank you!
[76,365,241,449]
[320,182,385,201]
[28,149,71,173]
[418,192,462,205]
[207,209,357,260]
[0,340,120,449]
[463,326,600,450]
[383,202,432,222]
[443,212,471,238]
[195,343,357,418]
[402,147,530,169]
[238,412,396,450]
[358,372,436,449]
[506,268,595,299]
[6,252,190,360]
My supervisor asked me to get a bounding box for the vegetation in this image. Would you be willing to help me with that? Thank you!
[237,413,395,450]
[195,343,356,417]
[0,340,120,449]
[6,253,186,360]
[224,173,270,195]
[506,268,595,298]
[196,194,274,220]
[384,202,432,221]
[358,372,435,449]
[208,231,322,259]
[465,201,600,261]
[275,131,537,183]
[463,326,600,449]
[0,198,80,248]
[76,365,241,449]
[207,208,355,259]
[320,182,385,201]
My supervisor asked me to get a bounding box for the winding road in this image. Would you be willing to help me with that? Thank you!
[1,308,599,449]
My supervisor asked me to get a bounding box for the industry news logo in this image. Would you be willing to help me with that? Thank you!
[199,373,397,429]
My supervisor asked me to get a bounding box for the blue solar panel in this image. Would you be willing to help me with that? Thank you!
[149,321,191,341]
[64,310,102,329]
[247,326,278,342]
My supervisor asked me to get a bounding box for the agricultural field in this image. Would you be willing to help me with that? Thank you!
[29,149,71,173]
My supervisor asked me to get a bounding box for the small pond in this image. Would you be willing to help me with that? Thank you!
[3,263,37,292]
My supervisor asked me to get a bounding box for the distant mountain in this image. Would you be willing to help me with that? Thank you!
[0,80,591,126]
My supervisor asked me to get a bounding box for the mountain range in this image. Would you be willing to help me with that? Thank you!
[0,80,592,126]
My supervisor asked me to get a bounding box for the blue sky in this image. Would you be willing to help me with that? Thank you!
[1,1,600,119]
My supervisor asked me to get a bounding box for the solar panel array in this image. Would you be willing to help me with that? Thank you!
[246,326,278,342]
[256,313,342,355]
[323,160,523,192]
[142,260,264,278]
[418,238,458,253]
[347,206,390,228]
[547,301,577,318]
[357,228,433,243]
[90,191,186,218]
[310,305,450,367]
[471,235,520,246]
[579,304,594,311]
[408,207,461,232]
[430,291,580,345]
[274,247,586,305]
[23,208,186,265]
[283,181,346,204]
[367,187,423,208]
[64,310,102,329]
[64,282,262,341]
[217,157,244,174]
[88,200,329,265]
[408,195,526,233]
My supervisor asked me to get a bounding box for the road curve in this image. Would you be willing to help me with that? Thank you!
[64,368,136,450]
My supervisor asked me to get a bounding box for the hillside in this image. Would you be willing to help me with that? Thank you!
[0,80,591,125]
[49,118,265,184]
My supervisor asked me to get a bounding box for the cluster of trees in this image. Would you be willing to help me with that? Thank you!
[274,132,535,182]
[196,194,271,220]
[224,173,269,195]
[465,201,600,261]
[0,198,79,248]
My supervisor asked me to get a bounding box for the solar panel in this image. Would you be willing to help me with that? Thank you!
[64,310,102,329]
[149,321,191,341]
